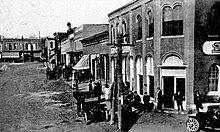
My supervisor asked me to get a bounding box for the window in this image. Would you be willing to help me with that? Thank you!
[111,25,115,44]
[50,42,53,48]
[173,5,183,35]
[4,43,7,50]
[14,43,17,49]
[26,43,28,50]
[147,10,154,37]
[137,15,142,40]
[122,20,127,43]
[208,64,219,92]
[162,5,183,36]
[9,43,12,50]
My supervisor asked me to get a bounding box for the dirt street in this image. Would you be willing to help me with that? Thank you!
[0,62,191,132]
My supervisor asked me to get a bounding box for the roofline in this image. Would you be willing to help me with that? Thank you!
[108,0,138,16]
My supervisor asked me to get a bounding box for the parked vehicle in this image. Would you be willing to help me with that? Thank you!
[187,95,220,132]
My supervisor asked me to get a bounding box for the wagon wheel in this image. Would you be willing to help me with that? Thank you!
[186,117,200,132]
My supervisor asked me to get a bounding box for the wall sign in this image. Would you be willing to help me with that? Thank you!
[203,41,220,55]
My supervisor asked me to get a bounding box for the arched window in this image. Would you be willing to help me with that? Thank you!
[163,6,172,36]
[122,20,127,43]
[162,5,183,36]
[208,64,219,92]
[137,15,142,40]
[173,5,183,35]
[147,10,154,37]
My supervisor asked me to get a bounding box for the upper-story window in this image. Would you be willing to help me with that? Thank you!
[14,43,17,49]
[162,5,183,36]
[122,20,127,43]
[147,10,154,38]
[4,43,7,50]
[50,42,53,48]
[26,43,28,50]
[137,15,142,40]
[111,25,115,44]
[208,64,219,92]
[9,43,12,50]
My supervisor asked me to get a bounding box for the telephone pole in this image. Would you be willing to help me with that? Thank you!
[108,33,133,130]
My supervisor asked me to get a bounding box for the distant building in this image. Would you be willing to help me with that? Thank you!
[1,38,41,62]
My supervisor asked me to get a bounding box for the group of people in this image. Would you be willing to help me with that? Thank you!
[46,63,73,81]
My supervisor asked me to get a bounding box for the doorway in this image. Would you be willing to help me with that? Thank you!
[163,77,174,108]
[149,76,154,97]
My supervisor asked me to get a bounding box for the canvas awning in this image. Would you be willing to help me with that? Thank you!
[73,54,90,70]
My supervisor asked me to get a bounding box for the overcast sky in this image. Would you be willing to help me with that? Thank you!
[0,0,131,38]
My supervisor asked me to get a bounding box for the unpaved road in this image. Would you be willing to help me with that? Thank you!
[0,62,78,132]
[0,62,197,132]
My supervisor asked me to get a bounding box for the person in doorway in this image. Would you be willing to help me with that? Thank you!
[157,87,163,112]
[174,91,184,113]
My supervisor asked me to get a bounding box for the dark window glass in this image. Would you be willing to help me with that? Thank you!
[137,15,142,40]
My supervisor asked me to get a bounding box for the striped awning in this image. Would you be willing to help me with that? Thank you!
[73,54,90,70]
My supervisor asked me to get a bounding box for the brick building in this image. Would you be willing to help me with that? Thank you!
[108,0,220,111]
[73,24,110,82]
[80,24,109,82]
[0,38,41,62]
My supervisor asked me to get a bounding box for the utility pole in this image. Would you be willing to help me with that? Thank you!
[108,33,133,130]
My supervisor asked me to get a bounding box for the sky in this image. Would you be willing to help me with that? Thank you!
[0,0,131,38]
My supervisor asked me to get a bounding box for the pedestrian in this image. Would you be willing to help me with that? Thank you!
[143,92,151,112]
[157,87,163,112]
[89,80,93,91]
[174,91,184,113]
[94,81,102,101]
[132,91,141,112]
[194,90,203,112]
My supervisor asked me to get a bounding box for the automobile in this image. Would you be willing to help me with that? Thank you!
[186,95,220,132]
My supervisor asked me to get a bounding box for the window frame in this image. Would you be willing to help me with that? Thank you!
[162,5,183,36]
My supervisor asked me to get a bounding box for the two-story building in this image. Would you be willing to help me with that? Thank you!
[108,0,220,111]
[1,38,41,62]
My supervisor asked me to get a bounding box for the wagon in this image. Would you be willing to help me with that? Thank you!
[73,91,108,124]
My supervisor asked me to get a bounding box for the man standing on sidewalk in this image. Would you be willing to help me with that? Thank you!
[157,87,162,112]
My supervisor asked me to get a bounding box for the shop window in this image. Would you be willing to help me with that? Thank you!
[162,5,183,36]
[147,10,154,37]
[137,15,142,40]
[208,64,219,92]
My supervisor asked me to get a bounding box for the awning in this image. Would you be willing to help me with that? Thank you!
[73,54,90,70]
[2,52,19,58]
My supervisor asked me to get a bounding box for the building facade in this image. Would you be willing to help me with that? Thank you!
[1,38,41,62]
[80,24,110,83]
[73,24,110,82]
[108,0,220,111]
